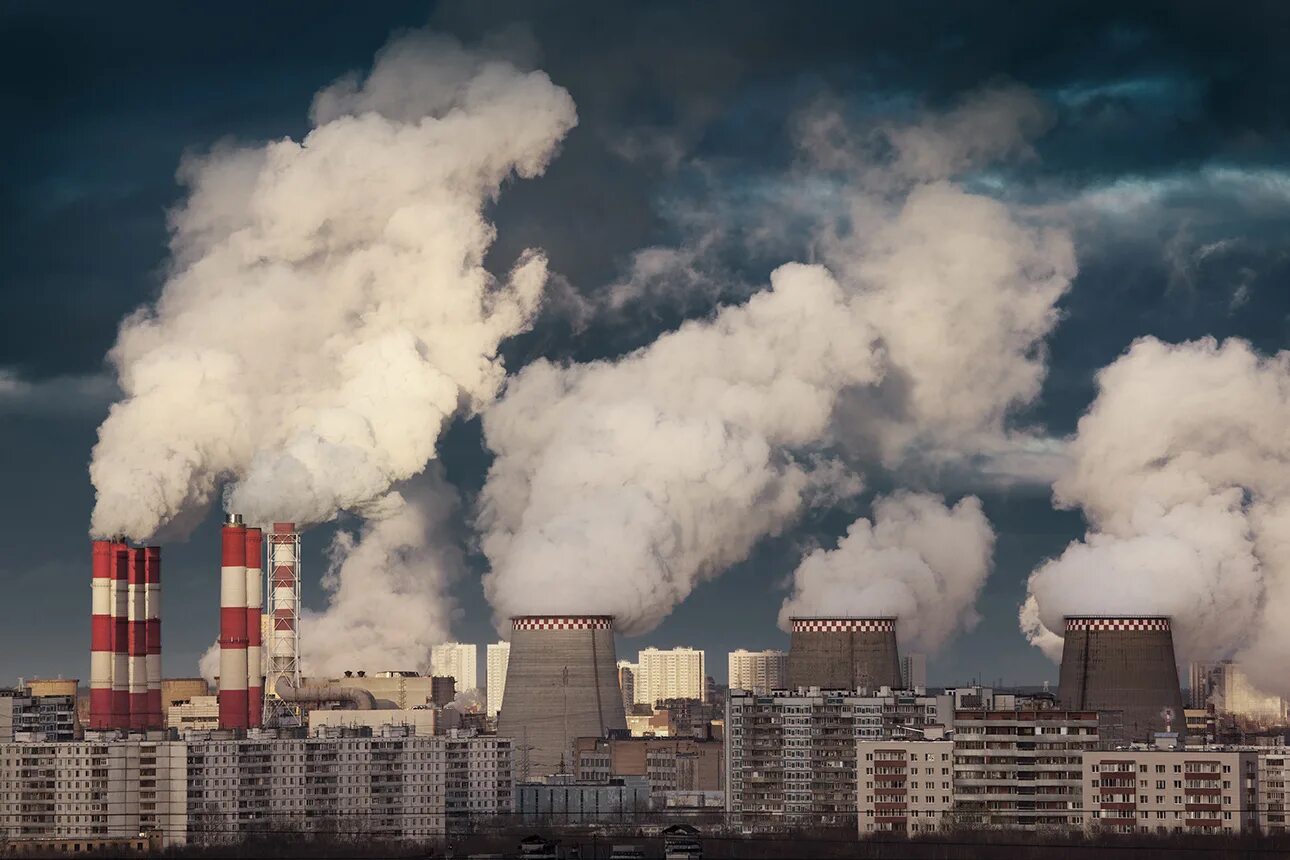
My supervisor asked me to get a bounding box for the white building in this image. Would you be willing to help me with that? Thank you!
[430,643,478,692]
[1258,750,1290,833]
[486,642,511,718]
[1189,661,1285,726]
[309,708,438,736]
[857,738,954,834]
[1084,748,1258,835]
[901,654,927,691]
[727,650,787,695]
[637,647,705,706]
[166,695,219,734]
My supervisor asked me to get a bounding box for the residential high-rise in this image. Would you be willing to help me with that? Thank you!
[857,737,955,834]
[1189,660,1285,727]
[0,687,77,742]
[617,661,637,712]
[486,641,511,718]
[727,649,787,695]
[636,647,705,706]
[430,642,478,692]
[1084,749,1258,835]
[901,653,927,691]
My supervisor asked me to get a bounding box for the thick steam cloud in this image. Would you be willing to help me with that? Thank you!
[779,493,995,653]
[89,32,576,540]
[1022,336,1290,695]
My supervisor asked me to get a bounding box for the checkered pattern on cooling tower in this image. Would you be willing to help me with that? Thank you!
[512,616,612,631]
[1065,617,1171,632]
[791,618,896,632]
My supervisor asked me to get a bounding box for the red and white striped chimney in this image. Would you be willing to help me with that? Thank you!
[245,527,263,728]
[111,542,129,730]
[89,540,114,730]
[127,548,148,731]
[144,546,162,730]
[218,514,249,730]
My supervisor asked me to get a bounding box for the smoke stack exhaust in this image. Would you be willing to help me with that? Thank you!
[110,542,129,729]
[127,547,148,731]
[787,617,903,692]
[144,546,162,730]
[245,527,263,728]
[89,540,114,730]
[1057,616,1186,742]
[219,514,249,730]
[496,616,627,778]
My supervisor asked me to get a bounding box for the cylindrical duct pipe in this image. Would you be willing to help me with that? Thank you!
[144,546,162,730]
[111,542,129,729]
[89,540,114,730]
[245,527,263,729]
[127,547,148,731]
[218,514,249,730]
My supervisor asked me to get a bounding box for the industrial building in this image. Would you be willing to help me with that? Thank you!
[516,775,650,824]
[725,689,946,823]
[165,695,219,733]
[787,617,903,692]
[430,642,478,692]
[857,737,955,834]
[1057,616,1186,742]
[496,616,627,779]
[635,647,706,705]
[308,707,438,736]
[573,736,724,797]
[299,671,437,710]
[1083,749,1258,835]
[727,649,787,695]
[486,641,510,717]
[952,708,1099,830]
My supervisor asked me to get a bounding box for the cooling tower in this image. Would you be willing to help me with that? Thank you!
[496,616,627,778]
[787,617,903,692]
[1057,616,1186,742]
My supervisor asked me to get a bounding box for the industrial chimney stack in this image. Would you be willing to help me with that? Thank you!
[787,617,903,692]
[89,540,163,732]
[1057,616,1186,742]
[245,527,264,728]
[264,522,302,727]
[218,514,249,730]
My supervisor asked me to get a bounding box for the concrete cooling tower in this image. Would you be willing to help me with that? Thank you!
[787,617,902,692]
[496,616,627,779]
[1057,616,1186,742]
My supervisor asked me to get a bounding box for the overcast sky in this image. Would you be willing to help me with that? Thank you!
[3,1,1289,687]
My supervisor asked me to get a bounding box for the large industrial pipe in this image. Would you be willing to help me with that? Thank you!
[127,547,148,731]
[89,540,114,730]
[111,542,129,729]
[245,527,263,729]
[273,678,380,710]
[144,546,162,730]
[219,514,249,730]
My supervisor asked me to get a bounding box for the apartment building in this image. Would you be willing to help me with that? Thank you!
[637,648,706,705]
[444,730,513,821]
[573,736,723,797]
[728,650,787,695]
[0,688,78,742]
[726,689,945,823]
[1083,749,1258,835]
[486,642,510,718]
[0,739,188,847]
[617,661,637,714]
[952,709,1098,830]
[1259,750,1290,833]
[429,643,478,692]
[856,739,954,834]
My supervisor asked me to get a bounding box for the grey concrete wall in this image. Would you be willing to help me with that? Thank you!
[497,623,627,778]
[787,630,902,692]
[1058,627,1186,742]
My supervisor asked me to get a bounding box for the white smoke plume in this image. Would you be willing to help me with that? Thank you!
[1022,336,1290,694]
[779,493,995,653]
[89,32,577,540]
[480,86,1074,639]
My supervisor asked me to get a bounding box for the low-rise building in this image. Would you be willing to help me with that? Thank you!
[516,775,650,824]
[166,695,219,734]
[309,707,438,736]
[856,738,954,835]
[1083,749,1258,835]
[573,736,723,798]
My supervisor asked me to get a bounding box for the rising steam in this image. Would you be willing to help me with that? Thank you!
[1022,336,1290,695]
[89,32,576,540]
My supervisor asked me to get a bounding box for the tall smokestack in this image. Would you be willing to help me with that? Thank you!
[144,546,162,730]
[787,617,903,692]
[265,522,301,727]
[496,616,627,778]
[127,548,148,731]
[89,540,113,730]
[1057,616,1186,742]
[111,542,129,729]
[219,514,249,730]
[245,527,263,728]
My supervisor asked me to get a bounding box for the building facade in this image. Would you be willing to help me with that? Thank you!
[1084,749,1258,835]
[1258,750,1290,833]
[573,736,723,797]
[430,643,478,693]
[0,688,78,742]
[728,650,787,695]
[516,775,650,824]
[726,690,945,823]
[901,654,928,691]
[166,695,219,734]
[617,661,637,714]
[952,709,1098,831]
[637,648,706,706]
[486,642,510,718]
[857,739,954,834]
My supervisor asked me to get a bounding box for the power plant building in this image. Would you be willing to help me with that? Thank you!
[728,649,787,695]
[787,618,902,692]
[497,616,627,779]
[636,647,706,705]
[1057,616,1186,742]
[487,642,511,718]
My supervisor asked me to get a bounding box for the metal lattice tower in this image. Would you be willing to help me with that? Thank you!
[263,522,302,728]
